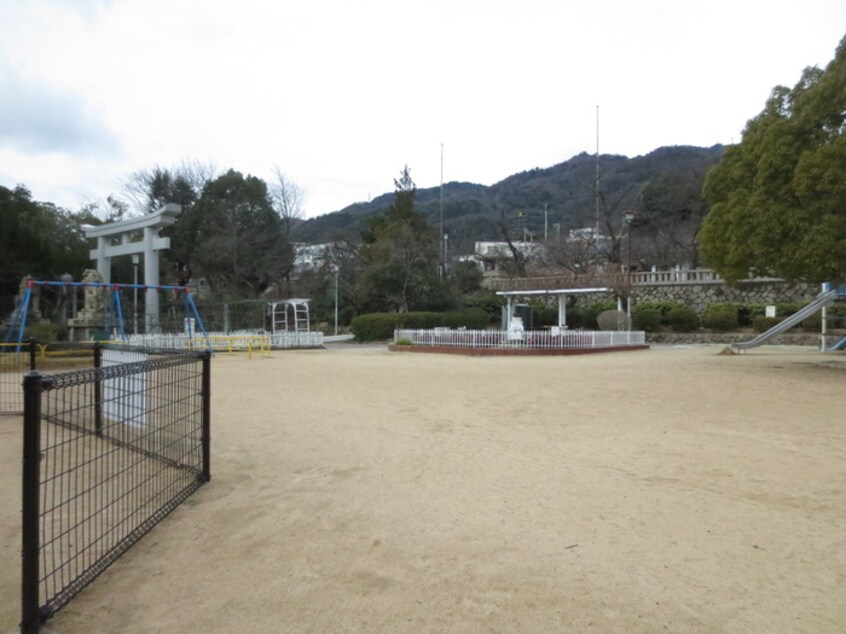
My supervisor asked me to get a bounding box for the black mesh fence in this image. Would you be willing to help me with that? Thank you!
[20,344,211,633]
[0,341,35,414]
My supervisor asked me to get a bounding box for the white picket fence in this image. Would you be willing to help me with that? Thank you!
[124,330,323,351]
[394,328,645,350]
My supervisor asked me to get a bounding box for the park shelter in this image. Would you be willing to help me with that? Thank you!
[496,287,612,331]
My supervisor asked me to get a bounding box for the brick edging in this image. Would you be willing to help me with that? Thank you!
[388,344,650,356]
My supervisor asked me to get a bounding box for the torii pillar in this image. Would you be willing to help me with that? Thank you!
[82,203,182,333]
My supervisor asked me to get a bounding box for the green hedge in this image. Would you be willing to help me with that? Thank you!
[666,304,699,332]
[463,293,503,323]
[533,306,559,328]
[630,301,699,332]
[351,308,490,342]
[581,300,618,329]
[25,322,65,343]
[703,303,739,331]
[632,307,663,332]
[752,315,782,333]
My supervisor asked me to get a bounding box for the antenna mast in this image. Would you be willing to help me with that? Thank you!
[595,104,600,233]
[439,142,444,279]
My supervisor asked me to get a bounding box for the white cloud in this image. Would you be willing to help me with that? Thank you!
[1,0,844,216]
[0,69,119,156]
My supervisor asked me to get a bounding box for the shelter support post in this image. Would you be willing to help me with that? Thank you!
[558,294,567,329]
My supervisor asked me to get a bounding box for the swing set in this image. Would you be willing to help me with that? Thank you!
[4,279,211,350]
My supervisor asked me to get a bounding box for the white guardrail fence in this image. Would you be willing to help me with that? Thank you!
[394,328,645,350]
[124,330,323,351]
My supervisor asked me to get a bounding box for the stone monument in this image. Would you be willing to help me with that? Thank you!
[68,269,108,341]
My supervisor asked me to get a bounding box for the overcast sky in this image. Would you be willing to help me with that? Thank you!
[1,0,844,218]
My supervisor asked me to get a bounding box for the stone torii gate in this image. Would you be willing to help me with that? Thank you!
[82,203,181,333]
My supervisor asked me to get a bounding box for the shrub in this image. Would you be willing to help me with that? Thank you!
[635,301,679,319]
[395,338,412,346]
[703,304,739,331]
[744,303,773,327]
[776,302,803,317]
[439,308,489,330]
[582,300,617,329]
[351,308,492,342]
[829,305,846,329]
[26,321,65,343]
[597,310,630,331]
[395,312,439,330]
[666,304,699,332]
[564,306,585,329]
[632,307,663,332]
[463,293,503,323]
[752,315,782,333]
[800,311,822,331]
[534,306,559,328]
[351,313,399,341]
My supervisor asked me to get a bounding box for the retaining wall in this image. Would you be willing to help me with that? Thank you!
[633,279,817,315]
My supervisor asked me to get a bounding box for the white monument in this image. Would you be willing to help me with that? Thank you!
[82,203,181,333]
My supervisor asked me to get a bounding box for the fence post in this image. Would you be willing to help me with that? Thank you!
[21,371,43,634]
[93,342,103,436]
[201,351,211,483]
[28,338,37,371]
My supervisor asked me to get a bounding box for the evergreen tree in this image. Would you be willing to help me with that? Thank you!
[173,169,291,297]
[357,166,443,312]
[700,36,846,283]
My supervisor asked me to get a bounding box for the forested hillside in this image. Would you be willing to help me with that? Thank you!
[297,145,724,261]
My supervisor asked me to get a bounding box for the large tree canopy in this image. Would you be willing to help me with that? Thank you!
[700,35,846,284]
[171,169,292,297]
[0,185,94,296]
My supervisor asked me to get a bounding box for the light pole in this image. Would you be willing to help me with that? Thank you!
[623,210,636,321]
[333,264,339,336]
[131,254,140,335]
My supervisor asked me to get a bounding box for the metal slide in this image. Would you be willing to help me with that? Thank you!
[830,335,846,351]
[732,289,838,351]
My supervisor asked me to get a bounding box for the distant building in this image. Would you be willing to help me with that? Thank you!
[293,243,334,274]
[563,227,613,262]
[458,241,546,286]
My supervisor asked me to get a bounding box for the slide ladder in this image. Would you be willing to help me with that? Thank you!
[732,289,838,351]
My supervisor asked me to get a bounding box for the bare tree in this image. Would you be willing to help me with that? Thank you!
[494,204,529,278]
[595,184,636,266]
[77,194,132,223]
[269,166,305,242]
[120,159,218,214]
[543,228,604,274]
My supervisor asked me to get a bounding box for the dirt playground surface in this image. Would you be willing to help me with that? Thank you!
[2,344,845,633]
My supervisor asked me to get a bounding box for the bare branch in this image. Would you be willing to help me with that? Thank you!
[270,166,305,241]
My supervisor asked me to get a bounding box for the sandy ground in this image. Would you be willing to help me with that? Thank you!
[2,343,845,633]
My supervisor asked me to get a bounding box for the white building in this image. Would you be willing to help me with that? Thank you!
[459,241,546,283]
[293,243,334,273]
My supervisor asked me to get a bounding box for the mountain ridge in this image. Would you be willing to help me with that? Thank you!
[298,144,725,255]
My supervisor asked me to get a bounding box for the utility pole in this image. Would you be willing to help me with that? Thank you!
[544,204,548,242]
